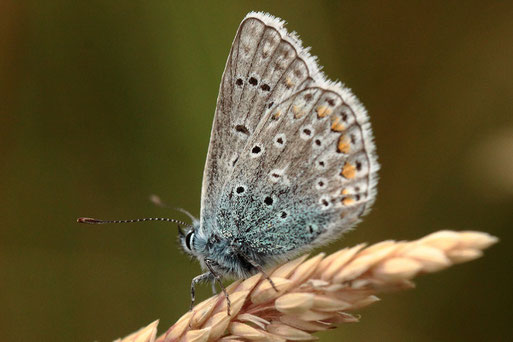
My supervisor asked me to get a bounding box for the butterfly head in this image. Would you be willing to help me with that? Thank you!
[178,222,257,278]
[178,222,221,264]
[178,221,202,257]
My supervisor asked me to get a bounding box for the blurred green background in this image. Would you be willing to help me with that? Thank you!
[1,1,512,341]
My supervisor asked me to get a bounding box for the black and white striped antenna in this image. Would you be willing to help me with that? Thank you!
[77,217,189,226]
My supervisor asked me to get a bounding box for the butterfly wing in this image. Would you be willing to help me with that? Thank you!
[200,12,322,228]
[201,12,378,262]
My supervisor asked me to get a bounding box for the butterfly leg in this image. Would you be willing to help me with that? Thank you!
[190,272,212,311]
[248,260,278,292]
[234,248,278,292]
[204,258,231,316]
[211,279,217,295]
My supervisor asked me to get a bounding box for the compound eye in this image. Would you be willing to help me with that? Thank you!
[185,231,195,251]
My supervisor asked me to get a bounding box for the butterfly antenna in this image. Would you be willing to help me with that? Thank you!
[173,207,197,222]
[149,194,198,222]
[149,194,169,208]
[77,217,190,226]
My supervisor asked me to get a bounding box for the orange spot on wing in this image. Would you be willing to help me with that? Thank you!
[331,116,345,132]
[285,77,294,88]
[342,196,354,206]
[292,105,304,118]
[337,135,351,153]
[316,105,332,118]
[341,188,349,195]
[341,162,356,179]
[272,111,282,120]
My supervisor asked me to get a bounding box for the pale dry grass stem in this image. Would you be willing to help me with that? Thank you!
[113,230,497,342]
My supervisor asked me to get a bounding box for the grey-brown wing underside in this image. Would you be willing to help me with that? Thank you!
[200,12,378,260]
[200,13,323,231]
[215,85,378,259]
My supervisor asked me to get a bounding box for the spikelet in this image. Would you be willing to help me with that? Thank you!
[113,320,159,342]
[113,231,497,342]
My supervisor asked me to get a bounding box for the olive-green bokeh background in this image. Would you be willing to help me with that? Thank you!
[2,1,512,341]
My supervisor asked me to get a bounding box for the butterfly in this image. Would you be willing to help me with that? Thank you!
[79,11,378,314]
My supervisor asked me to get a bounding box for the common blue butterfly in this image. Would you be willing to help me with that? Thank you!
[79,12,379,313]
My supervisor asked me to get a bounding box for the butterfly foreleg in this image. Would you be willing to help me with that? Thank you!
[204,258,232,315]
[190,271,212,311]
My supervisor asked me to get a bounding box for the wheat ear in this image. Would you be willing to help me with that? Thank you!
[114,230,497,342]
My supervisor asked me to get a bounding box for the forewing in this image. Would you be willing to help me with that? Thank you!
[208,13,379,260]
[200,13,322,230]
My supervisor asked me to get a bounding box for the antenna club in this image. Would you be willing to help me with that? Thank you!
[77,217,103,224]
